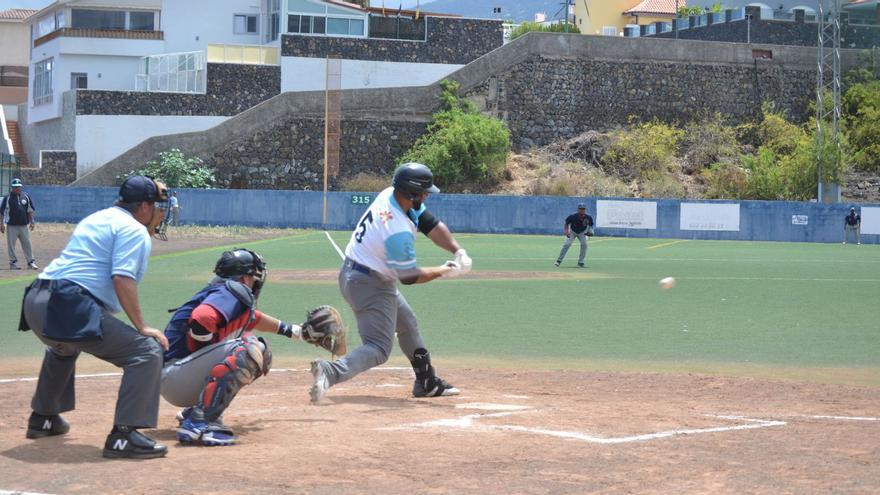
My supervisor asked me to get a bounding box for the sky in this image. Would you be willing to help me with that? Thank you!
[0,0,49,10]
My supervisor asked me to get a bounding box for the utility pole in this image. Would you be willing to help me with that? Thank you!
[816,0,842,203]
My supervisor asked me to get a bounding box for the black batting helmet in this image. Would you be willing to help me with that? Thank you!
[392,163,440,195]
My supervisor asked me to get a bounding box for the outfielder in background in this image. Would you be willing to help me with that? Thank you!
[555,203,594,268]
[310,162,472,402]
[161,249,344,446]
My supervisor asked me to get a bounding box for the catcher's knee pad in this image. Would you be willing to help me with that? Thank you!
[199,336,272,421]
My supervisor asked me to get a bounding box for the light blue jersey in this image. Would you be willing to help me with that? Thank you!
[40,206,151,313]
[345,187,425,280]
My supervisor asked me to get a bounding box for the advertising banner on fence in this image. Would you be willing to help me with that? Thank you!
[597,200,657,229]
[861,207,880,235]
[680,203,741,231]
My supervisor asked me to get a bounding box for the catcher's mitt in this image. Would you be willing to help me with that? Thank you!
[301,305,347,357]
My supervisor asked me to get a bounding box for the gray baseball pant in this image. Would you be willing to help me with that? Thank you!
[7,225,34,264]
[556,231,588,264]
[23,282,164,428]
[161,338,256,407]
[319,262,425,387]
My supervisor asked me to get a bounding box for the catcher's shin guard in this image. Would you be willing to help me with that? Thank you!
[410,348,460,397]
[197,336,272,422]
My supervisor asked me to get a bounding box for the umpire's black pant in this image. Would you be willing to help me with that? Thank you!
[24,282,164,429]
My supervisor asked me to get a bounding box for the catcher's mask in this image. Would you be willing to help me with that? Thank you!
[214,248,268,299]
[118,175,169,240]
[392,162,439,209]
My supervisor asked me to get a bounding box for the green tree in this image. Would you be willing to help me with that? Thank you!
[400,80,510,193]
[119,149,215,188]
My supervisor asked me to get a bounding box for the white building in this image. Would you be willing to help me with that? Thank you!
[20,0,501,177]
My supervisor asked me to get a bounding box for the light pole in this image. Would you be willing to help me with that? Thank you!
[675,0,679,39]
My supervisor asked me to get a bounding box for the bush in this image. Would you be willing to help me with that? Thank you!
[339,172,389,192]
[400,80,510,192]
[602,121,683,180]
[118,149,214,189]
[528,166,630,197]
[639,171,686,199]
[681,114,739,173]
[509,21,579,40]
[702,162,750,199]
[843,80,880,172]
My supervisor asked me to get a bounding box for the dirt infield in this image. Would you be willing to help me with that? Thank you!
[1,367,878,495]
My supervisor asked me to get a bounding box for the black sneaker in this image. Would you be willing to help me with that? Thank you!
[577,263,585,268]
[26,412,70,439]
[413,377,460,398]
[102,426,168,459]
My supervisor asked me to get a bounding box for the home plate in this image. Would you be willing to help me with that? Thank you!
[456,403,532,411]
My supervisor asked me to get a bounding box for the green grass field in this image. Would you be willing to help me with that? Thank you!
[2,231,878,385]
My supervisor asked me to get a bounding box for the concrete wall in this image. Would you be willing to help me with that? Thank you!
[74,115,228,174]
[24,185,880,244]
[162,0,265,54]
[281,57,461,91]
[19,91,76,164]
[0,20,32,67]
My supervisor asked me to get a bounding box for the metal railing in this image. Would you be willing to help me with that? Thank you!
[136,51,207,93]
[34,28,164,48]
[1,155,23,193]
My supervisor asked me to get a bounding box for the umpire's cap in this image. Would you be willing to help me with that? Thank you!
[577,203,586,209]
[10,178,22,188]
[118,175,168,203]
[393,163,440,195]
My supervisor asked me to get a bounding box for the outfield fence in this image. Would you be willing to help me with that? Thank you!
[24,186,880,244]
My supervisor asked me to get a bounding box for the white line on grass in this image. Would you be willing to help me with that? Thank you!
[0,490,57,495]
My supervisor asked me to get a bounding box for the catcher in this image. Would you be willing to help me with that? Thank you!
[160,248,344,446]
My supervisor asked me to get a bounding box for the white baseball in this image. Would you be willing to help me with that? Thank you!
[659,277,676,290]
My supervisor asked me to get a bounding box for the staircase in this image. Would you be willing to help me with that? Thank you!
[5,120,29,167]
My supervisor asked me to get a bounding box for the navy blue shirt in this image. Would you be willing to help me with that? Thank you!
[845,212,860,226]
[0,191,35,226]
[565,212,594,234]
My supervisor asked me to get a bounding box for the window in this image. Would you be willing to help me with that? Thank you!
[72,9,126,30]
[33,58,53,106]
[602,26,618,36]
[129,11,155,31]
[234,14,259,34]
[70,73,88,90]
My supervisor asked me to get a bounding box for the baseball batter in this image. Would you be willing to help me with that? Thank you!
[161,249,344,445]
[309,162,472,402]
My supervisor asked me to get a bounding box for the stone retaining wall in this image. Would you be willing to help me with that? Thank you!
[282,17,502,64]
[75,63,280,116]
[19,151,77,185]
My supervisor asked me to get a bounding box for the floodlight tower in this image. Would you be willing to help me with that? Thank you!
[815,0,843,203]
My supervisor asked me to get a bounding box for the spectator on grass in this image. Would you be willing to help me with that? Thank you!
[844,207,861,245]
[0,178,38,270]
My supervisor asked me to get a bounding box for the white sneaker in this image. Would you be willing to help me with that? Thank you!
[309,360,329,404]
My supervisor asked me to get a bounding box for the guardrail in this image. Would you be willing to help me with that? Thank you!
[34,28,164,48]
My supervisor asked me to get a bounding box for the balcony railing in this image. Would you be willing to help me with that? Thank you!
[0,66,28,88]
[34,28,164,48]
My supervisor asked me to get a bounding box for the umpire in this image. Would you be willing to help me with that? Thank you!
[555,203,594,268]
[19,176,170,459]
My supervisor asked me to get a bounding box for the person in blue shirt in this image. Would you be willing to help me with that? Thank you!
[555,203,594,268]
[18,175,171,459]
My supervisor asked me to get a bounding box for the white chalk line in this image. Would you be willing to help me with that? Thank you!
[383,411,787,444]
[0,491,56,495]
[0,366,413,384]
[793,415,880,422]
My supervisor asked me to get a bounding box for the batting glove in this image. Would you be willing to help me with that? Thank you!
[454,249,472,275]
[443,260,463,278]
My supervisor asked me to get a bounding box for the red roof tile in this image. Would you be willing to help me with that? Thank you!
[625,0,681,16]
[0,8,38,20]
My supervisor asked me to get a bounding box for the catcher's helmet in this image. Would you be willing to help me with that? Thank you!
[392,163,440,195]
[214,249,267,298]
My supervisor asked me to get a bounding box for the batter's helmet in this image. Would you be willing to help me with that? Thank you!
[214,249,267,298]
[393,163,440,195]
